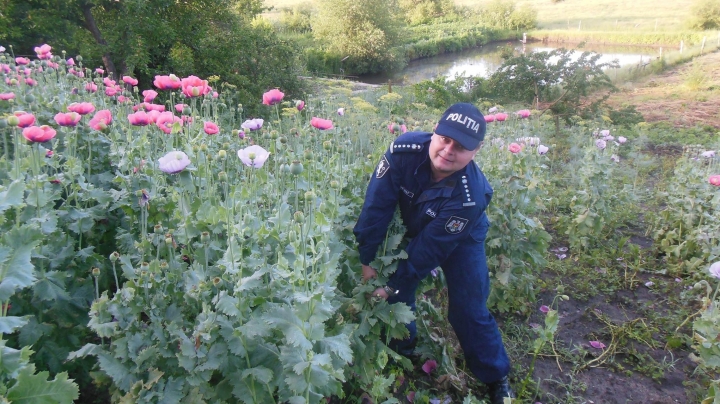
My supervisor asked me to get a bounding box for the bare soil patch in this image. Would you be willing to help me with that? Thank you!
[607,50,720,129]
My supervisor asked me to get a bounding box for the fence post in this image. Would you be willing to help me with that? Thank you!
[701,36,706,54]
[388,80,392,93]
[680,40,684,53]
[659,47,662,58]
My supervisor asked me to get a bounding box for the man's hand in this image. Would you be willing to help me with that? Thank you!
[361,264,377,282]
[371,287,389,300]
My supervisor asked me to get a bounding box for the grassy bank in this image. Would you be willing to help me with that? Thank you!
[530,29,720,47]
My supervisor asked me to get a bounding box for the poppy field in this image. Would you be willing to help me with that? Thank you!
[0,45,719,403]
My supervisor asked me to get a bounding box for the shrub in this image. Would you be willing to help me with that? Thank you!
[687,0,720,30]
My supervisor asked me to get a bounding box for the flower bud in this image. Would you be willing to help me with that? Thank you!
[200,144,208,152]
[91,267,100,276]
[330,180,340,189]
[323,141,332,150]
[561,295,570,301]
[192,145,199,152]
[279,136,287,144]
[218,171,227,181]
[293,211,304,223]
[304,150,312,159]
[270,130,278,139]
[140,262,150,271]
[183,106,191,115]
[288,230,297,242]
[304,191,315,200]
[135,190,144,197]
[159,261,169,270]
[76,55,83,62]
[110,252,120,262]
[201,232,210,243]
[290,160,303,175]
[25,94,35,103]
[154,224,163,234]
[6,116,19,126]
[218,150,227,159]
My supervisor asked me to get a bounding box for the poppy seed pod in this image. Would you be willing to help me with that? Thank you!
[293,211,304,223]
[91,267,100,277]
[290,161,303,175]
[218,150,227,159]
[201,232,210,243]
[110,252,120,262]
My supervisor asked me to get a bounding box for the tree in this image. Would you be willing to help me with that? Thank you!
[687,0,720,30]
[489,48,618,133]
[312,0,405,74]
[398,0,455,25]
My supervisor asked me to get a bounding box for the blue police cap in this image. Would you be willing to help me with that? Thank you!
[435,103,486,150]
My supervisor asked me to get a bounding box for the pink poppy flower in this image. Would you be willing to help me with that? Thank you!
[143,90,158,102]
[539,305,550,313]
[508,143,522,154]
[599,130,610,137]
[105,87,118,98]
[595,139,607,150]
[147,110,162,123]
[47,62,58,69]
[34,44,52,60]
[709,175,720,187]
[103,77,116,87]
[85,82,98,93]
[23,68,32,76]
[15,57,30,65]
[155,111,183,134]
[158,151,191,174]
[421,359,437,374]
[117,95,130,103]
[95,68,105,75]
[589,341,606,349]
[122,76,138,86]
[495,113,508,122]
[22,125,57,143]
[181,75,210,97]
[204,121,219,135]
[407,391,416,402]
[538,145,549,155]
[14,112,36,128]
[484,114,496,123]
[0,93,14,100]
[154,74,182,90]
[128,111,152,126]
[143,103,165,112]
[296,100,305,111]
[709,262,720,279]
[237,145,271,168]
[0,64,10,74]
[262,88,284,105]
[25,78,37,86]
[212,91,218,98]
[89,110,112,131]
[67,102,95,115]
[516,109,531,118]
[241,118,264,131]
[66,58,75,66]
[54,112,82,127]
[175,103,188,113]
[311,117,333,130]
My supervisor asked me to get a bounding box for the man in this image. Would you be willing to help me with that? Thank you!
[353,103,515,403]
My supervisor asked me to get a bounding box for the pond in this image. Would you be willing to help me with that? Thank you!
[358,42,660,85]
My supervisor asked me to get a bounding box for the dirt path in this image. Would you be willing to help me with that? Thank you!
[607,50,720,128]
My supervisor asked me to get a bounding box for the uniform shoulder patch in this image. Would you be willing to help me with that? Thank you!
[376,155,390,179]
[445,216,468,234]
[390,141,424,153]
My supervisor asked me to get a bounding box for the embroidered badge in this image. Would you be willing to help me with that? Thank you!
[425,208,437,218]
[445,216,468,234]
[376,155,390,179]
[401,186,414,198]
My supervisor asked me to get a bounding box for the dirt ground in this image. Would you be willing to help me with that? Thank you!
[607,50,720,129]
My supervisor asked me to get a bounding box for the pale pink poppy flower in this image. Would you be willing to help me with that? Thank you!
[105,86,119,97]
[15,57,30,65]
[154,74,181,90]
[117,95,130,103]
[701,150,715,158]
[488,106,498,113]
[337,107,345,116]
[85,82,98,93]
[89,110,112,131]
[611,154,620,163]
[95,68,105,75]
[311,117,334,130]
[617,136,627,144]
[508,143,522,153]
[212,91,218,98]
[22,125,57,143]
[68,102,95,115]
[421,359,437,374]
[34,44,53,60]
[241,118,264,131]
[143,90,158,103]
[262,88,284,105]
[204,121,219,135]
[238,145,271,168]
[709,262,720,279]
[54,112,82,127]
[595,139,607,150]
[103,77,116,87]
[158,151,191,174]
[538,145,549,155]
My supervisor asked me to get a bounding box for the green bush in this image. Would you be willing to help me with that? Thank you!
[687,0,720,30]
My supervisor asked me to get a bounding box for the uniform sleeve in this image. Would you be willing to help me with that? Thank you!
[353,149,400,265]
[386,195,487,290]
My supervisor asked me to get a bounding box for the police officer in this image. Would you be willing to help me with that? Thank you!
[353,103,515,403]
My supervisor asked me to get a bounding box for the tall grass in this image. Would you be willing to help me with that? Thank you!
[530,29,719,47]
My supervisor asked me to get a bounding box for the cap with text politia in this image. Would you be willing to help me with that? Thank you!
[435,103,486,150]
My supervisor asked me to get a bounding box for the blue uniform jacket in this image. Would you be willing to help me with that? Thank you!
[354,131,494,290]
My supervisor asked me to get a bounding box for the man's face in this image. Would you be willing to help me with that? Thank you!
[428,134,480,180]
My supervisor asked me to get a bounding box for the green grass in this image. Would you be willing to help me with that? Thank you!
[265,0,698,31]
